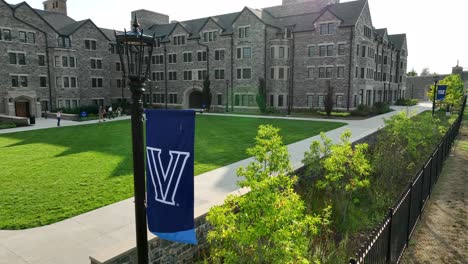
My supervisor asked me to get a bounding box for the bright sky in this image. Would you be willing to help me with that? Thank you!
[7,0,468,75]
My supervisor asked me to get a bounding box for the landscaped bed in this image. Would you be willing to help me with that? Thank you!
[0,115,345,229]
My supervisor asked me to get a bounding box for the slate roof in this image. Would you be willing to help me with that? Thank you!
[328,0,366,26]
[374,28,387,37]
[35,9,77,33]
[388,34,406,49]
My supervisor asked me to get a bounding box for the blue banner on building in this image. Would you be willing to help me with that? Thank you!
[437,85,448,100]
[145,109,197,245]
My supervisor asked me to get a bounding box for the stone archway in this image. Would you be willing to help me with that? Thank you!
[189,91,203,109]
[14,96,33,117]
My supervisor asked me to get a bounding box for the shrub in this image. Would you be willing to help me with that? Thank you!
[256,77,267,113]
[395,98,418,106]
[372,102,391,114]
[207,125,321,264]
[0,121,16,129]
[318,111,351,117]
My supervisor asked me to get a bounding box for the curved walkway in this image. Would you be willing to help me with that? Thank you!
[0,104,430,264]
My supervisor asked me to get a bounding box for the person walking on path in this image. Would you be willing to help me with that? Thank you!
[107,105,114,119]
[56,110,62,127]
[117,106,122,118]
[99,105,106,122]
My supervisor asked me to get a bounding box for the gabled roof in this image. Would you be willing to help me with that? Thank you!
[388,34,406,50]
[327,0,367,27]
[35,9,77,32]
[375,28,387,37]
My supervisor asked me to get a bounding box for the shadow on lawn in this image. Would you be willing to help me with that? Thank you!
[0,120,134,178]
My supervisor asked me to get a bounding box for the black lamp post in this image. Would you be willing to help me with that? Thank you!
[115,16,154,264]
[432,74,439,117]
[225,79,229,112]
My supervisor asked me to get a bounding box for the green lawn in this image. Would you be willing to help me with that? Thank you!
[0,115,344,229]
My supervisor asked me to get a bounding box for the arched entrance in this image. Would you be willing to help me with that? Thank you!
[189,91,203,108]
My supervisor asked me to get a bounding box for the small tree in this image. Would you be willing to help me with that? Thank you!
[420,67,431,76]
[323,81,334,116]
[256,77,267,113]
[407,68,418,77]
[202,76,212,110]
[207,125,320,264]
[427,74,464,112]
[303,129,371,225]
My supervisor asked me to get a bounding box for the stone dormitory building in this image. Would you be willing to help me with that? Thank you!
[0,0,407,118]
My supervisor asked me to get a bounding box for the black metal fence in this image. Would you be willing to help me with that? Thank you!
[349,96,467,264]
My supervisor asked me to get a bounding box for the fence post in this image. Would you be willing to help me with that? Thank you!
[386,208,394,264]
[406,182,413,244]
[428,157,433,197]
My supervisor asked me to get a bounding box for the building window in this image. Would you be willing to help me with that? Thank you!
[319,45,326,57]
[183,52,193,63]
[271,47,275,58]
[318,95,324,108]
[278,95,284,107]
[384,56,388,65]
[168,53,177,64]
[236,68,252,80]
[337,66,344,78]
[214,49,225,61]
[278,67,285,80]
[270,67,275,79]
[183,70,192,80]
[91,77,103,88]
[173,35,186,46]
[307,67,314,79]
[320,23,335,35]
[326,45,334,56]
[90,58,103,69]
[2,29,12,41]
[361,45,366,57]
[63,77,70,88]
[238,26,250,38]
[85,39,97,50]
[269,94,274,107]
[217,94,223,105]
[197,51,207,62]
[307,95,314,108]
[40,76,47,87]
[285,27,293,39]
[319,67,325,78]
[169,94,178,104]
[11,75,28,87]
[338,44,345,55]
[308,46,315,57]
[237,47,252,59]
[326,67,333,78]
[279,47,285,58]
[360,68,365,79]
[9,52,26,65]
[19,31,27,43]
[364,26,372,38]
[197,70,207,80]
[214,69,225,80]
[203,31,218,42]
[168,71,177,81]
[152,54,164,64]
[69,57,76,68]
[27,32,35,44]
[116,62,121,71]
[336,95,343,107]
[152,71,164,81]
[62,56,68,67]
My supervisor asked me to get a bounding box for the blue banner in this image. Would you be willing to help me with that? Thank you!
[145,109,197,245]
[437,85,448,100]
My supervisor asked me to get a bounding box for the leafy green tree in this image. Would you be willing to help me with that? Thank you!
[202,76,212,110]
[207,125,320,264]
[420,67,431,76]
[256,77,267,113]
[428,74,464,111]
[373,112,443,194]
[303,129,371,225]
[407,68,418,77]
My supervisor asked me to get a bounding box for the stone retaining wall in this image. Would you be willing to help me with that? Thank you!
[0,115,29,126]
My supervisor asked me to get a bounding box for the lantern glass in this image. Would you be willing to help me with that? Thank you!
[115,16,154,83]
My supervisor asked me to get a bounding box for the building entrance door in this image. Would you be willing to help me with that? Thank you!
[189,91,203,108]
[15,102,29,117]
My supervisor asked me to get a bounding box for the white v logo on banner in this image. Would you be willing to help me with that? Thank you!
[146,147,190,206]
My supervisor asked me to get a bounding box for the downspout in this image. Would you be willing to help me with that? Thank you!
[389,46,394,101]
[289,30,295,114]
[380,42,384,101]
[395,50,401,101]
[163,42,168,109]
[12,10,54,111]
[230,35,234,111]
[347,27,354,110]
[264,27,267,86]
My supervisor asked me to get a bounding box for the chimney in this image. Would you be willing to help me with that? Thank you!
[43,0,68,16]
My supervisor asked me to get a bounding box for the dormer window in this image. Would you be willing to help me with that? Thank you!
[203,31,218,42]
[364,26,372,38]
[238,26,250,39]
[320,23,335,35]
[173,35,186,46]
[58,36,71,48]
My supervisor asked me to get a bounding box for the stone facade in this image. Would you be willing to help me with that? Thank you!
[0,0,408,117]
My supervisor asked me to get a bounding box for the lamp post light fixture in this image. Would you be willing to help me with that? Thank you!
[432,74,439,117]
[115,15,154,264]
[225,79,229,112]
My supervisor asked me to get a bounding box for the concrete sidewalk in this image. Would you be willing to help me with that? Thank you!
[0,104,430,264]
